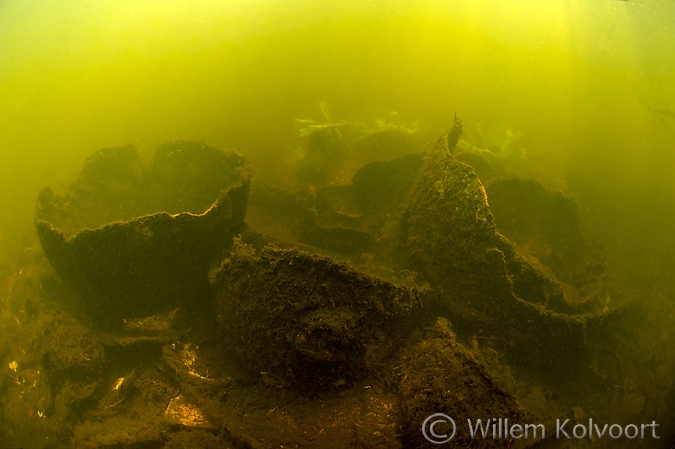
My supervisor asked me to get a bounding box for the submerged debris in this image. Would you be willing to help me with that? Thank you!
[399,318,527,448]
[457,119,526,162]
[211,239,423,390]
[403,116,613,373]
[1,116,664,448]
[164,395,212,429]
[34,141,251,327]
[293,103,420,184]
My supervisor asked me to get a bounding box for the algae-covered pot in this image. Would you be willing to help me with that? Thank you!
[35,141,251,326]
[212,240,423,390]
[403,117,603,371]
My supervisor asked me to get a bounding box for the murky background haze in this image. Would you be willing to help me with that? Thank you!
[1,0,675,291]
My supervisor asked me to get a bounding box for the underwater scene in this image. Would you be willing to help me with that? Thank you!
[1,0,675,447]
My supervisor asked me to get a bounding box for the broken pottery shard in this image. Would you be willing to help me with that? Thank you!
[399,318,526,448]
[486,177,607,310]
[211,239,424,390]
[164,395,211,428]
[404,118,592,370]
[35,141,251,326]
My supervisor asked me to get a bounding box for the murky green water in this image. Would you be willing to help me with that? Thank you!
[1,1,675,447]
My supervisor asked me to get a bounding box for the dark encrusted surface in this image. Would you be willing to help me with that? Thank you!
[486,177,607,301]
[10,122,660,449]
[399,318,526,448]
[402,117,606,372]
[212,239,423,389]
[34,141,250,326]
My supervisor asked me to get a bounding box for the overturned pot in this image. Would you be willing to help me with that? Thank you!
[35,141,251,327]
[211,239,424,390]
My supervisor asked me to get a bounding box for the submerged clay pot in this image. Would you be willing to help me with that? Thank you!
[403,116,611,372]
[211,239,424,390]
[35,141,251,327]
